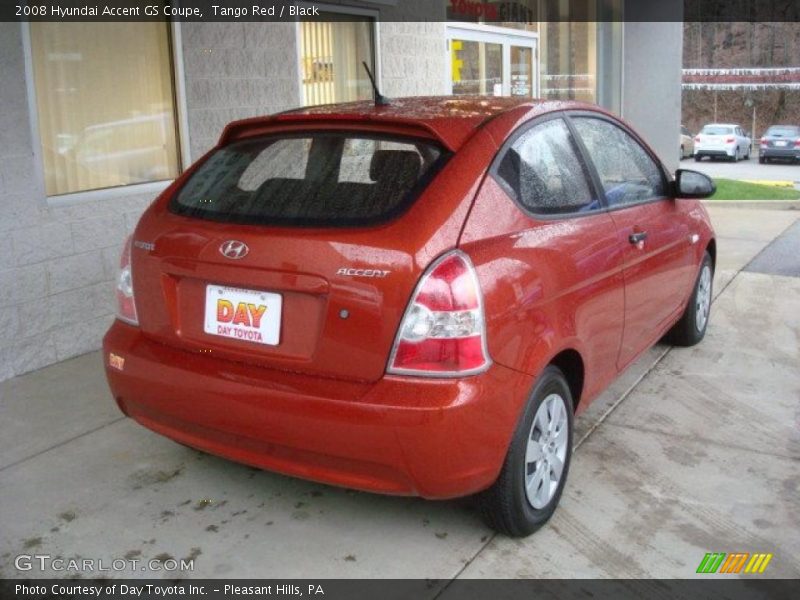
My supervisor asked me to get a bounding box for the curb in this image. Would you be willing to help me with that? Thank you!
[739,179,796,188]
[702,200,800,210]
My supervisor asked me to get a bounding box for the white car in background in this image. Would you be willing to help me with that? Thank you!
[694,123,751,162]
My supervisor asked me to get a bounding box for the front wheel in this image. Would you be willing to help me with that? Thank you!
[478,365,574,537]
[666,251,713,346]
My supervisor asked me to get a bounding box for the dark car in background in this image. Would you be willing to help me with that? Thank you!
[759,125,800,164]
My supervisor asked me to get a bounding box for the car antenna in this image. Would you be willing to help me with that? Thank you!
[362,61,390,106]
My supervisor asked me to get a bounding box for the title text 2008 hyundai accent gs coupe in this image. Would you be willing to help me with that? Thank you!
[103,97,716,537]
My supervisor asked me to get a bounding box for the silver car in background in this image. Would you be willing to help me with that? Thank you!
[694,123,751,162]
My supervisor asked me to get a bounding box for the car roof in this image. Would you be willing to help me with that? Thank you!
[219,96,595,151]
[703,123,739,128]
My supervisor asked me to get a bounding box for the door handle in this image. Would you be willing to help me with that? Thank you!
[629,231,648,244]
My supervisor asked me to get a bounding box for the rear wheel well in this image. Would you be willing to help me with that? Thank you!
[706,238,716,271]
[549,350,584,412]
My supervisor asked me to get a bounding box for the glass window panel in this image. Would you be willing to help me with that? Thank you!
[30,22,180,196]
[171,133,448,227]
[573,118,667,207]
[540,21,597,104]
[451,40,503,96]
[510,46,534,97]
[301,16,374,106]
[496,119,599,215]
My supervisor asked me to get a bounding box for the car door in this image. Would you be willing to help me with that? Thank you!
[461,115,626,401]
[570,114,696,369]
[739,127,751,155]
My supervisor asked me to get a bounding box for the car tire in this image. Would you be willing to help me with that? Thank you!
[666,251,713,347]
[745,146,751,159]
[694,155,702,162]
[759,156,765,164]
[477,365,574,537]
[680,146,685,160]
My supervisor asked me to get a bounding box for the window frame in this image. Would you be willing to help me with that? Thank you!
[565,111,673,213]
[295,2,381,108]
[488,112,608,221]
[22,21,190,207]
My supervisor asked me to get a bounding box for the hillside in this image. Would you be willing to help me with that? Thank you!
[682,23,800,137]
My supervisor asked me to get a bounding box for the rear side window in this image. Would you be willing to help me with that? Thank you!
[171,133,448,226]
[495,118,600,215]
[572,117,667,208]
[766,126,800,137]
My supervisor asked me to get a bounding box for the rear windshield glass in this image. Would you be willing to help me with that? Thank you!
[170,133,449,227]
[766,126,799,137]
[701,126,734,135]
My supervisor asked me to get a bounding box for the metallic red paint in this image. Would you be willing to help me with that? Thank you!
[103,96,715,497]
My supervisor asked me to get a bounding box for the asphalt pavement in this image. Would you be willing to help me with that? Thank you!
[686,154,800,183]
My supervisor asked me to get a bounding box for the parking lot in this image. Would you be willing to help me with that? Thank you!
[686,154,800,183]
[1,205,799,582]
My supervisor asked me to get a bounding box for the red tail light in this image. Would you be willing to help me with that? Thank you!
[725,137,735,143]
[387,251,490,376]
[694,136,701,142]
[115,235,138,326]
[760,137,768,146]
[794,139,800,147]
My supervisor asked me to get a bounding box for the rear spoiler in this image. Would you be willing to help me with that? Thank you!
[219,113,456,151]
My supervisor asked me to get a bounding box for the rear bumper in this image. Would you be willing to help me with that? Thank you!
[102,321,532,499]
[760,147,800,159]
[696,147,736,158]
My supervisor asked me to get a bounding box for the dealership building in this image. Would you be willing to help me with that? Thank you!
[0,1,682,380]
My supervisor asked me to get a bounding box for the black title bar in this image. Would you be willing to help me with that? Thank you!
[2,579,800,600]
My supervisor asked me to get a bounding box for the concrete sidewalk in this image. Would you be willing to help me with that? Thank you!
[1,207,798,581]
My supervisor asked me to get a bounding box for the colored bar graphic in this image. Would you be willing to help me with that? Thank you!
[720,553,749,573]
[697,553,727,573]
[698,552,774,574]
[745,553,774,574]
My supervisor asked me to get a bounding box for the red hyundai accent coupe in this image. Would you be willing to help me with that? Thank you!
[103,97,716,536]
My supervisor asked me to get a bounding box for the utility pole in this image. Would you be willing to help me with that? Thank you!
[713,91,718,121]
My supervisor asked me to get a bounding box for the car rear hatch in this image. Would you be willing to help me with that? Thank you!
[130,125,495,382]
[698,127,734,148]
[764,127,800,149]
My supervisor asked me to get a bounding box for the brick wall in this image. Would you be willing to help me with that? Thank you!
[181,22,301,160]
[379,22,448,97]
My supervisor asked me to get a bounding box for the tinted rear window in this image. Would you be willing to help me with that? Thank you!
[766,126,800,137]
[701,125,734,135]
[170,133,449,226]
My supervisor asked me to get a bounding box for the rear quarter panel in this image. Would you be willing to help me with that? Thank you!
[460,176,626,413]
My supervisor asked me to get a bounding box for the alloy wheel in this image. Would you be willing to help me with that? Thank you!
[525,393,569,509]
[696,264,712,332]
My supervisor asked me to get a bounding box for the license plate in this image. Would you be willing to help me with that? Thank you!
[776,140,788,147]
[204,285,282,345]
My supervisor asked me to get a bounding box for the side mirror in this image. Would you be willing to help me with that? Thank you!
[674,169,716,199]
